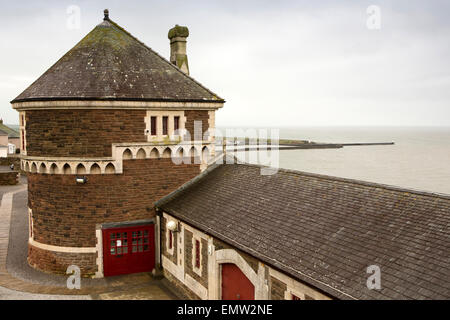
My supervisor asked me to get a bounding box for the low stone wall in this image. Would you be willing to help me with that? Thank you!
[0,171,19,185]
[0,156,21,167]
[163,269,199,300]
[28,244,97,277]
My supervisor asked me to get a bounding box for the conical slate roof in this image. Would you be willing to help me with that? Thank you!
[12,16,223,104]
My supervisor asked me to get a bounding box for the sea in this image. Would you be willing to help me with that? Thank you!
[218,126,450,195]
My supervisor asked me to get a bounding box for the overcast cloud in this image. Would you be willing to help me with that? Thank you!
[0,0,449,126]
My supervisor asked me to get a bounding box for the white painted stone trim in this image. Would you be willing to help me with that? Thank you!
[12,100,224,111]
[27,207,33,240]
[163,213,178,257]
[19,111,26,156]
[284,289,305,300]
[185,273,208,300]
[207,110,215,143]
[166,227,175,256]
[269,267,331,300]
[21,141,214,175]
[211,249,269,300]
[94,228,104,278]
[29,238,97,254]
[181,220,209,241]
[145,110,186,142]
[191,235,203,277]
[162,255,184,283]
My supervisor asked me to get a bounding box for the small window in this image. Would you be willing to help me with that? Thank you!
[150,116,157,136]
[195,239,200,269]
[110,232,128,255]
[169,230,173,250]
[21,130,25,150]
[292,294,301,300]
[162,116,168,135]
[174,116,180,132]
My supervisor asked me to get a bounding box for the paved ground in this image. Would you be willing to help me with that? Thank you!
[0,175,182,300]
[0,285,91,300]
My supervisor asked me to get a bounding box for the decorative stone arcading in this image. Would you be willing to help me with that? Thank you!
[21,141,214,175]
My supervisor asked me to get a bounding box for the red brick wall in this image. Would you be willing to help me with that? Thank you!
[184,110,210,140]
[25,110,147,157]
[27,158,201,247]
[28,244,97,276]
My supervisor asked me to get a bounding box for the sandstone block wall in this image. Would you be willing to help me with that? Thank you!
[0,171,19,185]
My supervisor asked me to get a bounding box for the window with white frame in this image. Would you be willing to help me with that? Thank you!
[166,227,175,256]
[146,111,185,141]
[284,288,306,300]
[192,236,202,276]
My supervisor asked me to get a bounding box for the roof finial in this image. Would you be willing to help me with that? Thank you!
[104,9,109,21]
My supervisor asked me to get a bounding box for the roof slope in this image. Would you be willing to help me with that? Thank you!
[12,18,223,103]
[0,123,19,138]
[156,163,450,300]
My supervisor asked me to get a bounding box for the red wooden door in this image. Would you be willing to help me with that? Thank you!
[103,225,155,277]
[221,263,255,300]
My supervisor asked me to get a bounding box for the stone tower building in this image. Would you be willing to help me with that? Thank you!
[11,10,224,277]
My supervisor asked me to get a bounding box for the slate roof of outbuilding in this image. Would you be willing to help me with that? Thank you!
[156,162,450,300]
[0,123,19,138]
[12,17,223,104]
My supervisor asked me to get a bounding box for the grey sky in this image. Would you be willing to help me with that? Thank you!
[1,0,449,126]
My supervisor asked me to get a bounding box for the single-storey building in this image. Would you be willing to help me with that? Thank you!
[155,161,450,300]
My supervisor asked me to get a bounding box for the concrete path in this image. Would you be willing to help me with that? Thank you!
[0,177,181,300]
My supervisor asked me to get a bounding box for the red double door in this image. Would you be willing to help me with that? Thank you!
[103,224,155,277]
[221,263,255,300]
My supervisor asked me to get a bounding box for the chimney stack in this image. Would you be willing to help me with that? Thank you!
[168,25,189,75]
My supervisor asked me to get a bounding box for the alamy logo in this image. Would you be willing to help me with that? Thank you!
[366,5,381,30]
[66,5,81,30]
[66,265,81,289]
[366,265,381,290]
[171,123,280,176]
